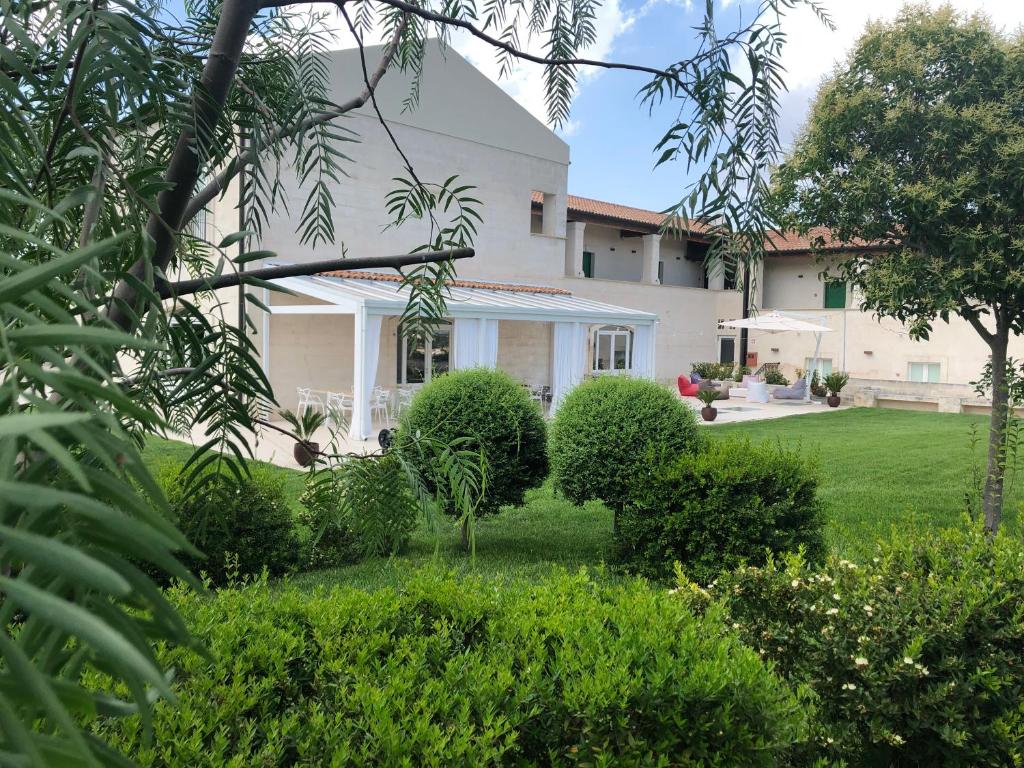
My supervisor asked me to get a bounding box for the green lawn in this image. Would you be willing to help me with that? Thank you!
[144,408,1020,590]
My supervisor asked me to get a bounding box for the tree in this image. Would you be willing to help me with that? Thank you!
[772,5,1024,534]
[0,0,822,763]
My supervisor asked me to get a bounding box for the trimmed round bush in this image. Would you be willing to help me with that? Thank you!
[549,375,702,511]
[395,368,548,517]
[158,462,299,586]
[92,570,807,766]
[692,525,1024,767]
[617,439,825,582]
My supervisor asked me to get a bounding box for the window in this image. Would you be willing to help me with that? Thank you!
[582,251,594,278]
[593,325,632,373]
[804,357,833,378]
[908,362,940,383]
[824,280,846,309]
[397,323,451,384]
[719,336,736,365]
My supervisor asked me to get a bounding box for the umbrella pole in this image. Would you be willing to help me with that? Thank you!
[807,331,823,402]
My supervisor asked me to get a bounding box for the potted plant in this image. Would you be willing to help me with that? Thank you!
[279,408,326,466]
[696,389,721,422]
[824,371,850,408]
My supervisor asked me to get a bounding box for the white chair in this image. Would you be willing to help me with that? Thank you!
[296,387,324,416]
[325,392,352,427]
[395,387,415,418]
[371,387,391,425]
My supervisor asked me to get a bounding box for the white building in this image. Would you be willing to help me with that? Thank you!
[206,41,1011,433]
[208,42,738,438]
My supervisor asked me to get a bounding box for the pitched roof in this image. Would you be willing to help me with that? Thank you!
[765,227,881,254]
[531,192,711,236]
[317,269,572,296]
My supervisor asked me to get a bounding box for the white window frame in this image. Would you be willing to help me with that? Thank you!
[592,325,633,374]
[908,361,940,383]
[397,322,452,385]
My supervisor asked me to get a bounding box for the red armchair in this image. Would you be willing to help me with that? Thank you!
[677,374,700,397]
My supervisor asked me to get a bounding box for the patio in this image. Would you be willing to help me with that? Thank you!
[261,268,658,441]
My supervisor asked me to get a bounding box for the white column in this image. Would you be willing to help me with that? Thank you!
[542,191,568,238]
[550,321,589,414]
[350,306,367,440]
[641,233,661,284]
[350,308,382,440]
[707,263,726,291]
[565,221,586,277]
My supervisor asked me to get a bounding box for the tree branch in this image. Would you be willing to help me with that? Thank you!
[158,246,473,298]
[108,0,261,331]
[966,311,995,346]
[180,15,407,228]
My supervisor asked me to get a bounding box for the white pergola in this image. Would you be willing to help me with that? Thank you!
[720,311,832,401]
[266,271,658,438]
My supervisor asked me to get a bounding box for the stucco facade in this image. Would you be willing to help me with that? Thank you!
[754,252,1021,410]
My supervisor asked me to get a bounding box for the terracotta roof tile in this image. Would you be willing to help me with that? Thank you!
[765,227,881,253]
[319,269,572,296]
[531,192,711,235]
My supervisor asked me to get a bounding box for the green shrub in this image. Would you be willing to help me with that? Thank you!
[765,369,789,385]
[692,525,1024,767]
[298,453,418,567]
[395,368,548,517]
[296,473,362,570]
[158,462,299,585]
[617,439,825,582]
[692,361,736,380]
[549,376,702,512]
[92,570,807,766]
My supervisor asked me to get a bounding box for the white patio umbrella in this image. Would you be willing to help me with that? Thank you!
[719,311,832,401]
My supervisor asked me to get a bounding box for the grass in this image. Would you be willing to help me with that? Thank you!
[713,408,1019,555]
[144,408,1021,590]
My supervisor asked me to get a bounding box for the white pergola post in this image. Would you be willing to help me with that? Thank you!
[350,307,383,441]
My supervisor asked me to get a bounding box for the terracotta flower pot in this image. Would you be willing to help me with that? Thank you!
[827,395,841,408]
[294,441,319,467]
[701,406,718,422]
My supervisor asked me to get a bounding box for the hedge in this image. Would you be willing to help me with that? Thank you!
[92,570,807,766]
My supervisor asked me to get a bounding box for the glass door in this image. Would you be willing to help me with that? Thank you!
[397,323,451,385]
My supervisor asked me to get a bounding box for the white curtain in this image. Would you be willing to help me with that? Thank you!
[453,317,499,369]
[352,313,382,440]
[551,321,588,413]
[630,323,655,380]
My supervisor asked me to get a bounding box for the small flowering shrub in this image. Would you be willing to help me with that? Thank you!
[682,525,1024,766]
[158,461,300,585]
[92,570,807,766]
[618,439,825,582]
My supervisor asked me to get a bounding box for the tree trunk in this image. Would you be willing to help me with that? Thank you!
[460,516,470,552]
[983,332,1011,534]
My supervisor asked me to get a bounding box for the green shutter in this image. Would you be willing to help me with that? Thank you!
[582,251,594,278]
[824,280,846,309]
